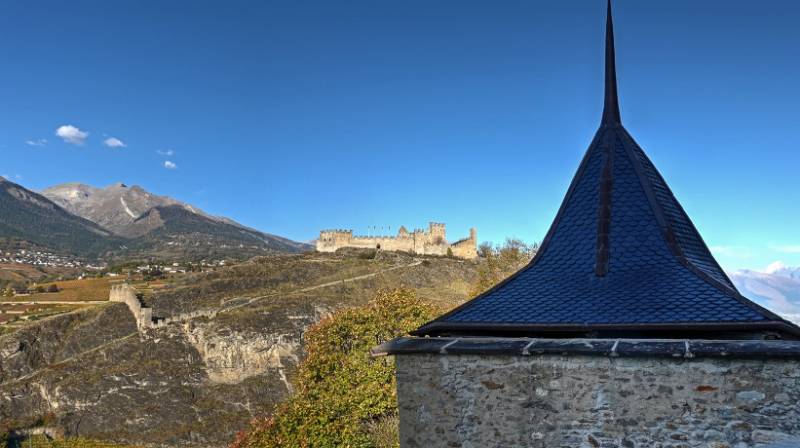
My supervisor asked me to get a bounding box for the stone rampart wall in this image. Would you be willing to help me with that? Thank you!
[110,283,223,330]
[109,283,153,330]
[317,223,477,259]
[395,353,800,447]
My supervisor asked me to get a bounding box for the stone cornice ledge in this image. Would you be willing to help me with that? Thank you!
[371,337,800,360]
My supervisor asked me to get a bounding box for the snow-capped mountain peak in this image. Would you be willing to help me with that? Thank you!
[730,262,800,324]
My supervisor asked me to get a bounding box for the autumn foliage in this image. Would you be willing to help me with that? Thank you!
[230,289,440,448]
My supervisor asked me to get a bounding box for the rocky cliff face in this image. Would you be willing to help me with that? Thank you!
[0,304,302,446]
[183,305,328,386]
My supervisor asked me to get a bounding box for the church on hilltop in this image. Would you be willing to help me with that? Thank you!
[316,222,477,259]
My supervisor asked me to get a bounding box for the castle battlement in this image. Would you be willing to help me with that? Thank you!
[316,222,477,259]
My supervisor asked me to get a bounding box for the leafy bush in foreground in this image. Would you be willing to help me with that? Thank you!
[230,289,440,448]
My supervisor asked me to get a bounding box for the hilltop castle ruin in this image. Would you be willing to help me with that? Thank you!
[316,222,477,259]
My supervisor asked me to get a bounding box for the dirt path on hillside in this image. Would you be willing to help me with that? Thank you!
[218,259,423,313]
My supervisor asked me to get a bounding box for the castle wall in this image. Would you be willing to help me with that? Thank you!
[109,283,153,330]
[315,223,477,259]
[394,349,800,448]
[450,228,478,259]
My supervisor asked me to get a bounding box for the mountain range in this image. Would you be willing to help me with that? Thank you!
[0,177,117,257]
[0,178,309,261]
[42,182,244,237]
[730,262,800,324]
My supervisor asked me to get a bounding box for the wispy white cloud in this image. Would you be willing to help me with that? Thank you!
[103,137,126,148]
[25,139,47,147]
[710,245,754,260]
[157,149,175,157]
[1,174,22,181]
[164,160,177,170]
[55,125,89,145]
[770,244,800,254]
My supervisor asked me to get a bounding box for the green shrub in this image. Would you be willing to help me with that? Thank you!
[230,289,439,448]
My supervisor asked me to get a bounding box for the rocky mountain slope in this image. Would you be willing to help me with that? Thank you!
[730,262,800,324]
[121,205,308,260]
[42,183,240,237]
[0,179,307,261]
[0,178,119,257]
[0,250,479,447]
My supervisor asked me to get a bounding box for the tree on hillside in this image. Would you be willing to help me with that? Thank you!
[230,289,440,448]
[471,238,537,297]
[477,241,493,258]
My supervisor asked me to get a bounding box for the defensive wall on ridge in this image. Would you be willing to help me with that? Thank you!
[110,283,218,330]
[109,283,153,330]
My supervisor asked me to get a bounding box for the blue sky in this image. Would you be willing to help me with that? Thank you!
[1,0,798,272]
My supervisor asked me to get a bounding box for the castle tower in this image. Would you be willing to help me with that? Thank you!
[427,222,446,244]
[316,229,353,253]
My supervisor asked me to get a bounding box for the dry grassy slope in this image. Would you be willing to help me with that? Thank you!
[0,249,480,447]
[25,278,114,302]
[148,249,477,317]
[0,263,82,286]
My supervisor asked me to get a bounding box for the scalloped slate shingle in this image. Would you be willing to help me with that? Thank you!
[431,128,766,328]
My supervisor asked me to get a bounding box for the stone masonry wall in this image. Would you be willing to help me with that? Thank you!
[110,283,222,330]
[109,283,152,330]
[395,353,800,448]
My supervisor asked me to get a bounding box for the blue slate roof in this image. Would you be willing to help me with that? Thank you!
[415,1,800,339]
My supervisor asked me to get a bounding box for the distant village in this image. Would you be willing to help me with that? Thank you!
[0,249,104,270]
[0,249,228,274]
[0,247,233,299]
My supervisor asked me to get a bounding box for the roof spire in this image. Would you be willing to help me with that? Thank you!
[602,0,621,126]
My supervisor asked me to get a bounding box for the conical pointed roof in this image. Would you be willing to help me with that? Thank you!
[415,1,800,339]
